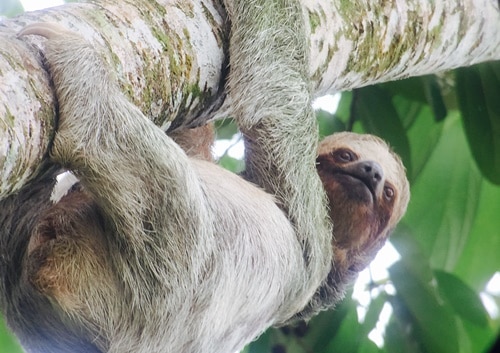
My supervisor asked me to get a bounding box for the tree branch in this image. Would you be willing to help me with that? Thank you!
[1,0,499,197]
[305,0,500,95]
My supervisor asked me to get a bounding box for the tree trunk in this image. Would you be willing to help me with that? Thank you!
[1,0,499,197]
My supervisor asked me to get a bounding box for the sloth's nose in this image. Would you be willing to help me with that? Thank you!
[353,161,384,194]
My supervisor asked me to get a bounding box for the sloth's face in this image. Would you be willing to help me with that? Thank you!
[316,132,409,253]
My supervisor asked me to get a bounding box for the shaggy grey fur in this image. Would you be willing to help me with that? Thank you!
[1,1,333,352]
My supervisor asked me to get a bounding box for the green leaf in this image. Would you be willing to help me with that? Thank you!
[372,77,446,181]
[353,86,412,175]
[380,75,447,122]
[333,91,353,126]
[454,180,500,289]
[322,300,362,353]
[422,76,447,122]
[406,106,444,182]
[380,77,428,104]
[459,317,497,353]
[392,96,444,182]
[385,314,422,353]
[358,339,382,353]
[390,229,434,284]
[391,95,425,129]
[401,115,482,270]
[361,295,387,336]
[316,109,346,137]
[456,62,500,184]
[434,270,489,327]
[389,259,459,353]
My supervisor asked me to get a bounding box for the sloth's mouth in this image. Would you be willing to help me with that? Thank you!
[334,172,375,203]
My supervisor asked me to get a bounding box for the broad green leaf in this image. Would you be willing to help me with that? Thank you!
[322,300,362,353]
[380,75,447,122]
[390,229,434,284]
[454,180,500,289]
[422,76,447,122]
[380,77,428,104]
[333,91,353,126]
[389,260,459,353]
[391,96,444,182]
[361,295,387,336]
[369,90,445,182]
[459,317,497,353]
[401,115,482,270]
[385,314,422,353]
[456,62,500,184]
[358,339,382,353]
[368,77,446,181]
[405,105,444,182]
[316,109,346,137]
[353,86,411,174]
[391,95,425,129]
[434,270,489,327]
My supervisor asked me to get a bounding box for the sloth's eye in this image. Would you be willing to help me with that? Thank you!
[384,186,395,200]
[333,149,356,163]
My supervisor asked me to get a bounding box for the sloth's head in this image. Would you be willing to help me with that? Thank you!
[316,132,410,271]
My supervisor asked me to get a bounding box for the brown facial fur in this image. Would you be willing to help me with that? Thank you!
[317,132,410,274]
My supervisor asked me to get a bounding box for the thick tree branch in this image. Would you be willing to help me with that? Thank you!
[305,0,500,95]
[1,0,499,197]
[0,0,227,197]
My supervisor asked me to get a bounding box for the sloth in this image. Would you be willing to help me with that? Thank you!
[319,132,410,276]
[0,3,409,353]
[299,132,410,319]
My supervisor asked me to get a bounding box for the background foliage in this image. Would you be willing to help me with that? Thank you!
[1,1,499,352]
[241,66,500,353]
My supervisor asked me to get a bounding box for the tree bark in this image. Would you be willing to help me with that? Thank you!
[306,0,500,94]
[1,0,499,197]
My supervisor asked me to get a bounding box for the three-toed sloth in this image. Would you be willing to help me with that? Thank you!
[0,2,409,352]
